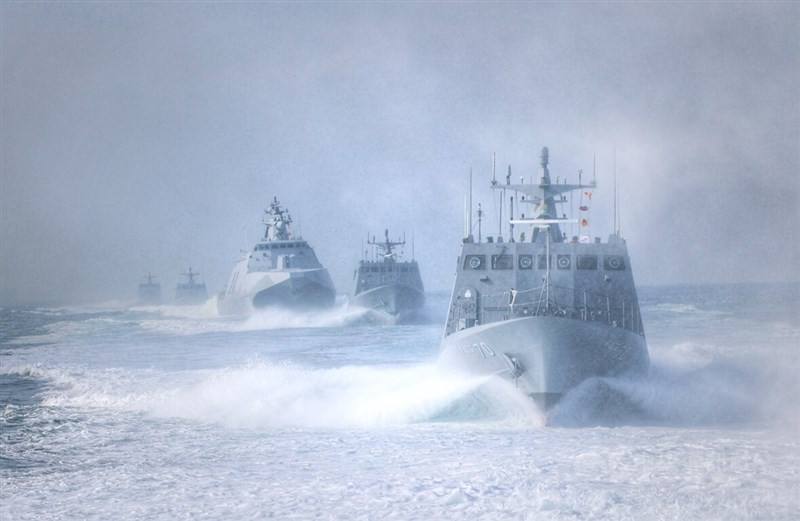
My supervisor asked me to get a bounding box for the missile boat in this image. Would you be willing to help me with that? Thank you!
[440,146,649,409]
[174,267,208,305]
[137,273,161,305]
[218,197,336,315]
[351,229,424,318]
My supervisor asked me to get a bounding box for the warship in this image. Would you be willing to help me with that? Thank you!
[351,229,425,318]
[174,267,208,305]
[440,147,649,409]
[137,273,161,305]
[218,197,336,315]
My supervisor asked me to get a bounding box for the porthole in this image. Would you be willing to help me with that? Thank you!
[464,255,485,270]
[604,255,626,271]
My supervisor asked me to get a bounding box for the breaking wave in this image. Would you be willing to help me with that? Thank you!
[28,362,543,429]
[550,340,800,429]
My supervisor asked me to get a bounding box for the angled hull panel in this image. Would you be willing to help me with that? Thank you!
[218,266,335,315]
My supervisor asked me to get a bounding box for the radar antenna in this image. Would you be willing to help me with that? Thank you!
[494,146,595,244]
[368,229,405,261]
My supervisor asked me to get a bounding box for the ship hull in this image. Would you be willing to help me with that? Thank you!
[252,275,335,310]
[351,284,424,317]
[440,316,649,408]
[218,266,335,315]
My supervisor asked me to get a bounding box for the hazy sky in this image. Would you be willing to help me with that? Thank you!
[1,2,798,305]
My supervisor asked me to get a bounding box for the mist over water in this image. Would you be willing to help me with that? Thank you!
[2,3,798,305]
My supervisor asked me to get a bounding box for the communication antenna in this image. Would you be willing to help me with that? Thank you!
[618,184,623,237]
[469,167,473,240]
[574,169,581,237]
[509,196,515,242]
[498,186,503,238]
[463,195,468,239]
[477,203,482,243]
[613,147,618,235]
[411,230,415,260]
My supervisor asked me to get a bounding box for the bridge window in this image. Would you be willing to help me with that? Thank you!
[491,254,513,270]
[464,255,486,270]
[518,255,533,270]
[577,255,598,270]
[604,255,626,270]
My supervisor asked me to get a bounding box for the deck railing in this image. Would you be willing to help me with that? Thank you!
[446,283,644,336]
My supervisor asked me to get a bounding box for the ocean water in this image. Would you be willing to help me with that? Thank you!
[1,284,798,520]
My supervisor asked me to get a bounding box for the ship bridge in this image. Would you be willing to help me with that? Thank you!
[248,240,323,272]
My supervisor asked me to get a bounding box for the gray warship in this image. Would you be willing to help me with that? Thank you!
[351,229,425,318]
[174,267,208,305]
[218,197,335,315]
[137,273,161,305]
[440,147,649,409]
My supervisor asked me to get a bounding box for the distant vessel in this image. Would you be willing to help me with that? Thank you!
[440,146,649,409]
[137,273,161,305]
[218,197,336,315]
[351,229,425,318]
[174,267,208,305]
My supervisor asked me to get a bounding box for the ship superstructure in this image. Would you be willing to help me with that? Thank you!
[174,267,208,305]
[351,229,424,317]
[218,197,335,315]
[440,146,649,408]
[137,272,161,305]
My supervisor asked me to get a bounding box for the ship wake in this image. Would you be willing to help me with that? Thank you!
[548,340,799,429]
[33,362,544,429]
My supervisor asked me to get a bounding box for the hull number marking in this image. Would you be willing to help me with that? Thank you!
[460,341,496,358]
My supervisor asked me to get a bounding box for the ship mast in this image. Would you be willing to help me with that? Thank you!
[182,267,199,286]
[496,146,592,314]
[263,196,293,241]
[495,146,595,244]
[368,229,405,262]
